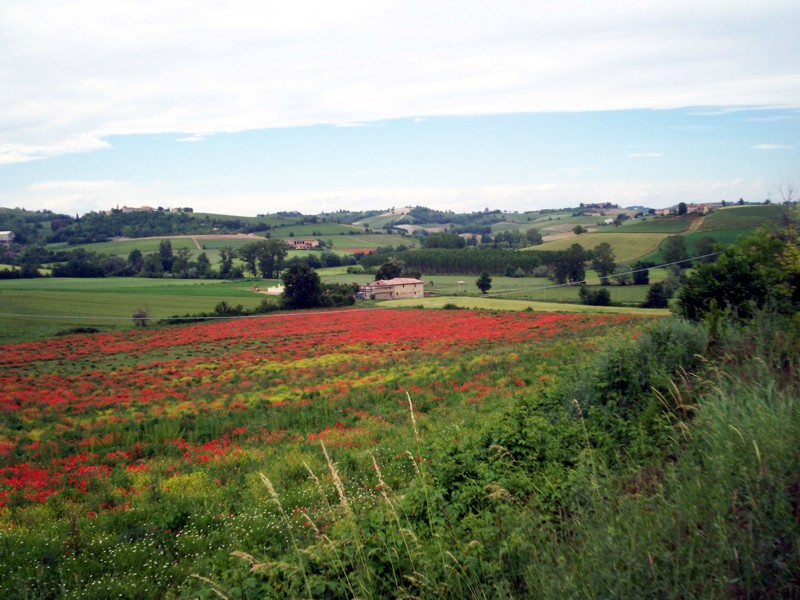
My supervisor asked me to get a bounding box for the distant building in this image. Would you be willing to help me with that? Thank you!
[286,239,320,249]
[0,231,15,245]
[360,278,424,300]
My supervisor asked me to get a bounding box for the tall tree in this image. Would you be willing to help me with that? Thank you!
[218,247,235,279]
[662,236,689,268]
[553,243,587,285]
[281,264,324,309]
[591,242,616,285]
[158,239,174,272]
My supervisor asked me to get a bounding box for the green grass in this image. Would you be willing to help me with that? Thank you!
[616,216,694,233]
[270,223,362,236]
[0,278,277,342]
[48,237,202,257]
[323,233,417,249]
[529,232,670,262]
[380,295,669,315]
[699,204,784,231]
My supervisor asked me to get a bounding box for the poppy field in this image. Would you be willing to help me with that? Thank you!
[0,307,647,598]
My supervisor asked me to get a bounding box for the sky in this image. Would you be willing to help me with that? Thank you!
[1,0,798,216]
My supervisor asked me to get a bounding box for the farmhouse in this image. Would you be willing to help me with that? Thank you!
[360,278,424,300]
[0,231,15,245]
[286,238,321,249]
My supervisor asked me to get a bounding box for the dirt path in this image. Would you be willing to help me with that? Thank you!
[687,216,706,233]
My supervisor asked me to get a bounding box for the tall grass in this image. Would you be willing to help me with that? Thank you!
[213,313,800,598]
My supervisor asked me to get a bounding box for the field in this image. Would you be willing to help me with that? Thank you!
[0,308,648,598]
[528,232,670,262]
[0,278,277,342]
[699,204,784,231]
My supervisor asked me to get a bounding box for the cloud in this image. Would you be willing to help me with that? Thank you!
[751,143,794,150]
[176,136,206,143]
[16,180,158,215]
[1,0,798,163]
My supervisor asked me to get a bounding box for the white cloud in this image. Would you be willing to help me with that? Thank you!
[1,0,798,163]
[14,180,159,215]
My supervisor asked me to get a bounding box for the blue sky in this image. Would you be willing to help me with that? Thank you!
[1,1,798,215]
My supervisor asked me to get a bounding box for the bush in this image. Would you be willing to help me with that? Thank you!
[578,285,611,306]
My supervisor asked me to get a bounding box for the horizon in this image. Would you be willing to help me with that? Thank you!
[1,1,798,216]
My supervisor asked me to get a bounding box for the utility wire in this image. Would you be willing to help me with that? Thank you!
[0,251,724,321]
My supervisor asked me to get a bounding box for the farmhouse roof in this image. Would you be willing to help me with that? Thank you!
[369,278,423,286]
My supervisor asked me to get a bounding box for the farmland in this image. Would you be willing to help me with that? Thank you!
[0,308,647,597]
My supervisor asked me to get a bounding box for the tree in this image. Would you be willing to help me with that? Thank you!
[676,227,795,321]
[218,247,235,279]
[631,261,651,285]
[140,253,164,278]
[158,239,174,272]
[677,202,688,216]
[641,283,669,308]
[694,236,718,263]
[476,272,492,294]
[239,239,289,278]
[553,244,586,284]
[591,242,616,285]
[578,285,611,306]
[257,239,289,279]
[611,262,632,286]
[195,252,211,278]
[128,249,144,274]
[662,236,689,268]
[573,225,588,235]
[171,247,192,277]
[422,232,466,249]
[525,228,543,246]
[375,257,404,281]
[281,264,324,309]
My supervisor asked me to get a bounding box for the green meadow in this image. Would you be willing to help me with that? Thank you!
[0,278,279,342]
[529,232,670,262]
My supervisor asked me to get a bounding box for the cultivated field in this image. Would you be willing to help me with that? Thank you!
[0,308,648,597]
[0,278,277,342]
[528,232,670,262]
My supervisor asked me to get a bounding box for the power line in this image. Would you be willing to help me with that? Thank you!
[0,251,724,321]
[483,250,724,298]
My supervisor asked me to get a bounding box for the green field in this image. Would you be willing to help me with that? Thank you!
[699,204,784,231]
[616,216,694,233]
[48,237,202,257]
[0,278,279,342]
[271,222,362,236]
[380,295,670,315]
[528,232,669,262]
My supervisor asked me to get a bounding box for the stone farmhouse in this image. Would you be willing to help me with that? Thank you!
[286,239,320,249]
[0,231,15,245]
[359,278,425,301]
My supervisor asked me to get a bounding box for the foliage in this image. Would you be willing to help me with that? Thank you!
[661,235,690,267]
[281,263,325,309]
[374,257,404,280]
[1,303,797,598]
[421,232,466,249]
[641,282,669,308]
[552,243,587,284]
[239,239,289,279]
[578,284,611,306]
[675,220,798,321]
[476,272,492,293]
[591,242,616,284]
